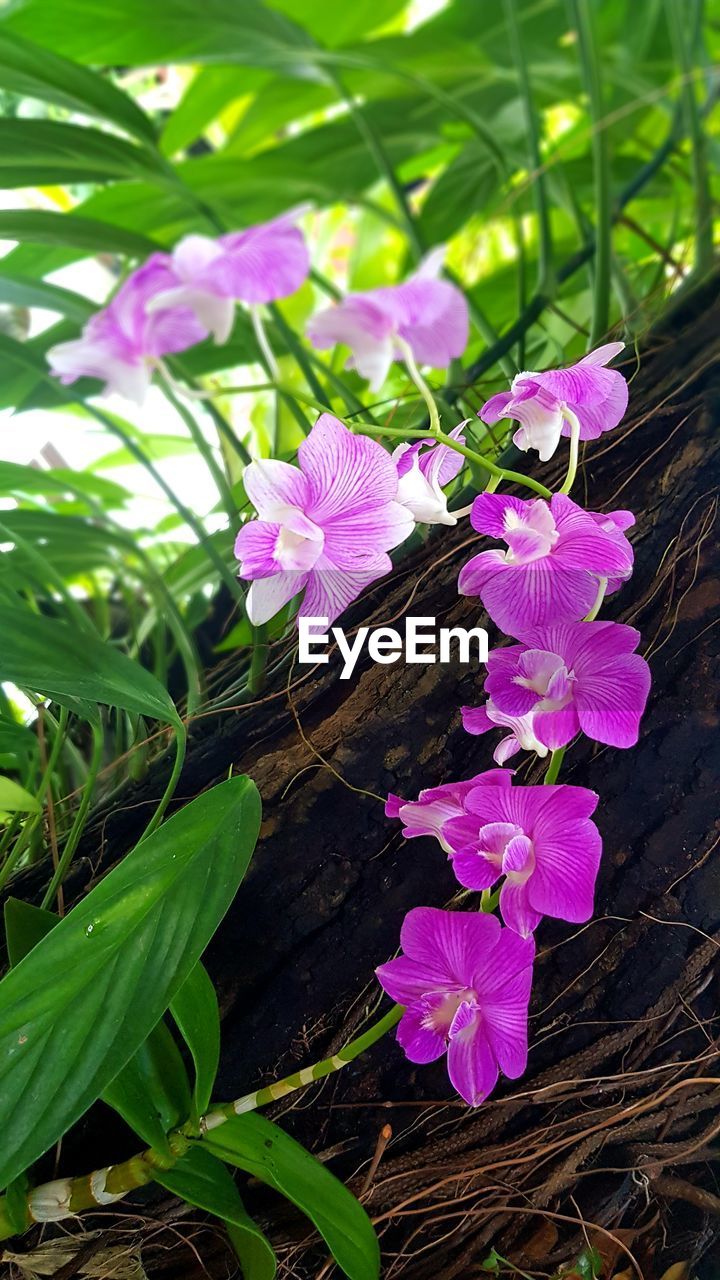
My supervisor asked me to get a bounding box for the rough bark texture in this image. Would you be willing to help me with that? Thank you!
[5,277,720,1279]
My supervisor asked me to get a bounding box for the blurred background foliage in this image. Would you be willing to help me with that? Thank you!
[0,0,717,873]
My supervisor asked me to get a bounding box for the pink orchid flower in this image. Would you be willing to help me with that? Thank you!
[47,255,208,404]
[392,424,466,526]
[376,907,534,1106]
[386,768,512,851]
[147,207,311,343]
[479,342,628,461]
[234,414,414,626]
[307,247,469,391]
[442,784,602,937]
[458,493,634,638]
[476,621,651,751]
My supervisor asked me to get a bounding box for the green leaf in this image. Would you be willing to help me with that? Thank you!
[0,29,155,143]
[0,777,40,816]
[155,1146,276,1280]
[0,209,159,257]
[170,963,220,1118]
[0,119,165,189]
[0,271,95,325]
[0,461,130,510]
[4,899,56,967]
[203,1113,380,1280]
[0,600,181,727]
[5,900,194,1153]
[0,0,315,68]
[103,1021,192,1150]
[0,774,262,1190]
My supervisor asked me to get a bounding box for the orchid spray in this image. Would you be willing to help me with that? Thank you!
[25,226,647,1231]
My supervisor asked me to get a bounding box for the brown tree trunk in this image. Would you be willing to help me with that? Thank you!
[6,277,720,1278]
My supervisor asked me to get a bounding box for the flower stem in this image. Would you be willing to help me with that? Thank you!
[137,722,187,843]
[201,1003,403,1129]
[543,747,566,785]
[584,576,607,622]
[247,623,269,696]
[559,408,581,495]
[0,1005,403,1234]
[351,420,552,499]
[396,336,442,435]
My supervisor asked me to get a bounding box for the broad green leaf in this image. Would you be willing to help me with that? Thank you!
[0,774,262,1190]
[4,900,56,968]
[0,210,159,257]
[160,66,261,158]
[0,778,40,816]
[0,271,94,325]
[204,1113,380,1280]
[170,963,220,1117]
[155,1146,276,1280]
[0,600,181,727]
[103,1022,192,1150]
[0,119,165,189]
[5,901,193,1154]
[0,29,155,143]
[0,0,314,69]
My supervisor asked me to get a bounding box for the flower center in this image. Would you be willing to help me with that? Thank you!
[503,500,559,564]
[420,988,478,1037]
[476,821,535,884]
[514,650,575,710]
[273,512,324,572]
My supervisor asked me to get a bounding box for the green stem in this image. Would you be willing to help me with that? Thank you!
[396,335,442,435]
[572,0,612,346]
[544,747,566,785]
[41,719,104,910]
[584,576,607,622]
[247,624,269,696]
[0,1005,403,1236]
[137,723,187,842]
[503,0,554,294]
[202,1004,403,1128]
[352,420,552,499]
[559,407,581,495]
[250,305,282,450]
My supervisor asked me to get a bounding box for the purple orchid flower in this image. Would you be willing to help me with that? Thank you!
[234,413,414,626]
[147,206,311,343]
[306,247,469,391]
[479,342,628,461]
[472,620,651,752]
[47,255,208,404]
[386,768,512,851]
[442,784,601,937]
[589,508,636,593]
[392,423,467,526]
[458,493,634,639]
[376,907,534,1106]
[461,701,549,764]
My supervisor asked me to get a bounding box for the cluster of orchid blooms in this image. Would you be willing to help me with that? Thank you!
[48,207,649,1110]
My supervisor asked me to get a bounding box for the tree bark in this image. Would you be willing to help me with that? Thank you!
[6,277,720,1278]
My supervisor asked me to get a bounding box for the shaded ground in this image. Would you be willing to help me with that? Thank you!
[4,276,720,1278]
